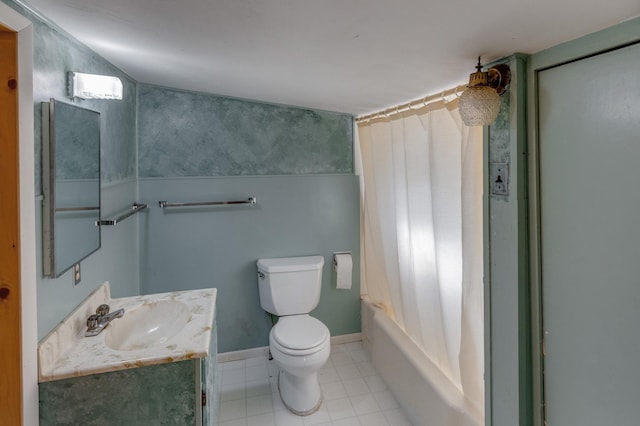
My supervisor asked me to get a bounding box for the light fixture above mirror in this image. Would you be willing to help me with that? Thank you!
[69,72,123,100]
[459,58,510,126]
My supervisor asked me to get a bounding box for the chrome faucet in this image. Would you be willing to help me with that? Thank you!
[85,304,125,337]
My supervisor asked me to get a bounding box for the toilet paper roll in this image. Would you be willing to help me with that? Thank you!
[334,253,353,290]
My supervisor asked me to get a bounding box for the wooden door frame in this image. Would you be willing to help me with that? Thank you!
[0,3,37,425]
[527,17,640,426]
[0,25,22,426]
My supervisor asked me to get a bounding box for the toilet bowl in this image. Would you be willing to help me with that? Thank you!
[269,315,330,415]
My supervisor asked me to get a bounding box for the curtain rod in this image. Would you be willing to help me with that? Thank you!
[355,84,467,123]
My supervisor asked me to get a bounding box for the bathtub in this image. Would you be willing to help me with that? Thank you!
[361,299,483,426]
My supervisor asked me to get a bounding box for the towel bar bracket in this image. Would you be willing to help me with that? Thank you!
[96,203,147,226]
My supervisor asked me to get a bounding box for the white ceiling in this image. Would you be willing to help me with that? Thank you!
[22,0,639,115]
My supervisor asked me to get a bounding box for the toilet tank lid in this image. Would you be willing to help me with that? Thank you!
[257,256,324,273]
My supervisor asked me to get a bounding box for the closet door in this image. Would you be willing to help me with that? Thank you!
[538,42,640,425]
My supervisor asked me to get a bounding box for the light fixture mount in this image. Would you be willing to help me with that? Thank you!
[487,63,510,95]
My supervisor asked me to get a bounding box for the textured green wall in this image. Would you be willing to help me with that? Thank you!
[137,84,353,177]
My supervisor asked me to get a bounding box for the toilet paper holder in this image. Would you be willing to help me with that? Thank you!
[332,251,351,271]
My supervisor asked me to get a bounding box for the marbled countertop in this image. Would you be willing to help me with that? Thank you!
[38,282,217,383]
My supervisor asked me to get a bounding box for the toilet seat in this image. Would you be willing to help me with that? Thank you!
[271,315,329,356]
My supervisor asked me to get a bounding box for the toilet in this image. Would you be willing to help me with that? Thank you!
[257,255,330,415]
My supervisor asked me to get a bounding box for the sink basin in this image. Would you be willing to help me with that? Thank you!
[38,283,217,382]
[104,300,191,351]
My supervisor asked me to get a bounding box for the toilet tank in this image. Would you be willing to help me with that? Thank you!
[257,256,324,316]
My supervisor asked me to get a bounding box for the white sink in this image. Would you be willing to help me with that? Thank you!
[38,283,216,382]
[104,299,191,351]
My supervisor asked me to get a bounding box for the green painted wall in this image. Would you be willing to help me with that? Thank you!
[139,175,361,353]
[484,54,531,426]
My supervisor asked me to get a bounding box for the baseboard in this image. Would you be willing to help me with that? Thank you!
[330,332,362,345]
[217,332,363,363]
[217,346,270,363]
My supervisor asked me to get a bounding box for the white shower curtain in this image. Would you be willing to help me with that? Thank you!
[357,98,484,413]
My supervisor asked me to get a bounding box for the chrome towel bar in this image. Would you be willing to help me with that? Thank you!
[96,203,148,226]
[158,197,257,209]
[55,206,100,212]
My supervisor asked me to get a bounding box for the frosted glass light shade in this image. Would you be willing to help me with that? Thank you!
[70,72,123,100]
[459,86,501,126]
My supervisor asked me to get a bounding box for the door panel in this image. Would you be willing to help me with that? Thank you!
[539,42,640,425]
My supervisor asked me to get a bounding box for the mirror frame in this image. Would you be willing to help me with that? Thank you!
[42,98,101,277]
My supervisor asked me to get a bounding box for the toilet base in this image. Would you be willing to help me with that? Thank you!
[277,370,323,416]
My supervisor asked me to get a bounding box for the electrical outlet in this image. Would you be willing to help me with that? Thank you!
[491,163,509,196]
[73,263,81,285]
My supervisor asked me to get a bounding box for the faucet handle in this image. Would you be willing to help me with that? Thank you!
[96,304,110,316]
[87,314,100,329]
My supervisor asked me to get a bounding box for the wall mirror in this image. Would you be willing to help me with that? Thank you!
[42,99,101,277]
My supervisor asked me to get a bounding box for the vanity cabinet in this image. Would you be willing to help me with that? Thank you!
[39,317,218,425]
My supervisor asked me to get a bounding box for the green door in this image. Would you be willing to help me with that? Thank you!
[538,42,640,425]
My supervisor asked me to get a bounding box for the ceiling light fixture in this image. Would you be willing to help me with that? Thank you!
[69,72,123,100]
[458,58,510,126]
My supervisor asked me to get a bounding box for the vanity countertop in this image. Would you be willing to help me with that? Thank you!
[38,282,217,382]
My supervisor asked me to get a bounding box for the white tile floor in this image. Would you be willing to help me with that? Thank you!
[218,341,413,426]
